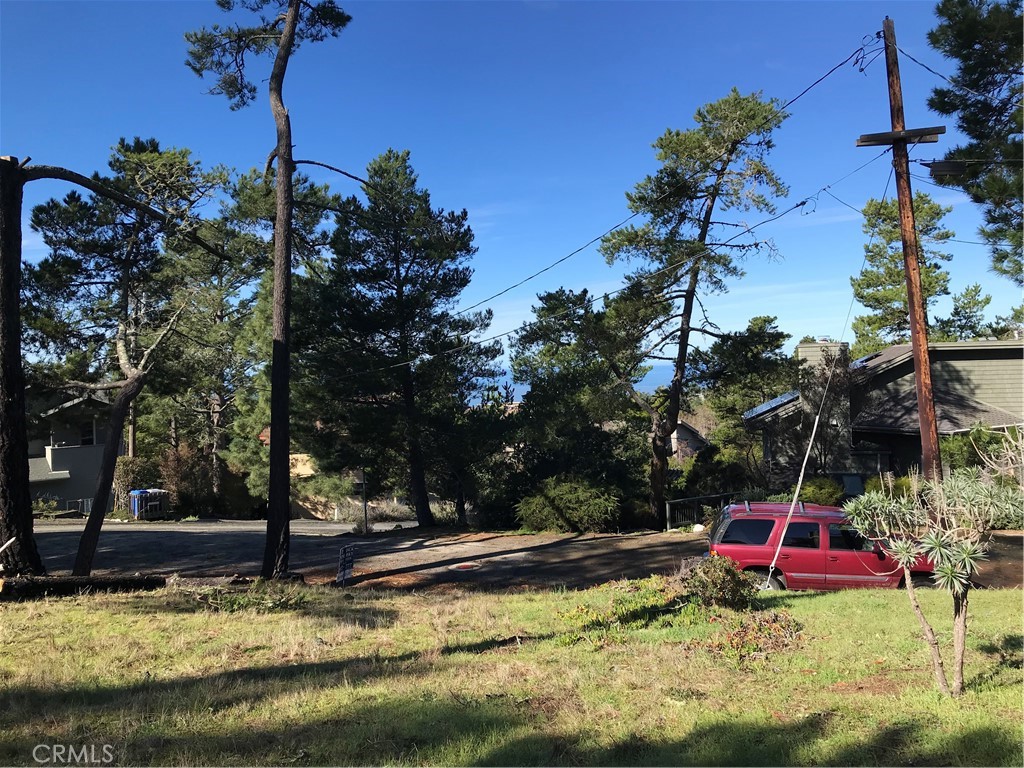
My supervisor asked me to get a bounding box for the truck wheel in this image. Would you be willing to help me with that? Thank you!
[752,570,785,591]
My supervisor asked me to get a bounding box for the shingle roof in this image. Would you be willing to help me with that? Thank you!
[28,457,70,484]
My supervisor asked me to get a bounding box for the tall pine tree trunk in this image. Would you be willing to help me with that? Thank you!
[400,369,434,526]
[649,415,669,528]
[262,0,300,579]
[73,373,146,576]
[0,156,45,576]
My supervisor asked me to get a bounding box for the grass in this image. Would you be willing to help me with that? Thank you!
[1,582,1021,766]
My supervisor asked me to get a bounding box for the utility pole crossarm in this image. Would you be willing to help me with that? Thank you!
[855,126,946,146]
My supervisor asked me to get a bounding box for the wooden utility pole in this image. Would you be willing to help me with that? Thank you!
[857,17,943,480]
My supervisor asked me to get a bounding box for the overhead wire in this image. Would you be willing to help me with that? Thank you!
[327,146,893,384]
[318,31,894,383]
[894,43,990,101]
[763,162,897,589]
[453,32,886,320]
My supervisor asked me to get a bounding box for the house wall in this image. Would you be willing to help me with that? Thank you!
[932,355,1023,416]
[48,420,110,448]
[861,344,1023,419]
[42,444,107,507]
[796,340,849,370]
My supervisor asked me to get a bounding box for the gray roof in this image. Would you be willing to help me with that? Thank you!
[28,457,70,484]
[40,395,109,419]
[853,387,1023,435]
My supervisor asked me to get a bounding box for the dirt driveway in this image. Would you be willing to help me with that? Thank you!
[33,521,1023,591]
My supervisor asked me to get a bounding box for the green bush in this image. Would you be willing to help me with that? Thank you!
[678,445,751,498]
[864,474,916,498]
[31,496,62,518]
[676,555,758,610]
[796,476,845,506]
[941,426,1010,471]
[113,455,159,513]
[516,476,620,532]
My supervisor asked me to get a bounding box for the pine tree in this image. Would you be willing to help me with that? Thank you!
[296,149,500,526]
[850,193,955,357]
[927,0,1023,286]
[597,89,789,526]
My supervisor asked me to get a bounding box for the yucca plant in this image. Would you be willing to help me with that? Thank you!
[844,432,1023,697]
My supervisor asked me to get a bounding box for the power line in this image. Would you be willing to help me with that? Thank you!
[454,33,883,320]
[894,43,989,101]
[326,146,894,383]
[327,148,896,385]
[328,198,815,383]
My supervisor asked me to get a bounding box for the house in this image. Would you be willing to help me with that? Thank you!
[743,338,1023,480]
[670,419,710,460]
[28,395,112,513]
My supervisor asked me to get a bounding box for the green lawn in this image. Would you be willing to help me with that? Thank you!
[1,582,1020,766]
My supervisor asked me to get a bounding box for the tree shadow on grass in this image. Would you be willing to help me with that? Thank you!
[132,587,403,627]
[972,633,1024,690]
[3,684,1018,766]
[480,716,1019,767]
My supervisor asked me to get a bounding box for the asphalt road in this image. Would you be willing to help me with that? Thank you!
[32,520,711,590]
[31,520,1023,591]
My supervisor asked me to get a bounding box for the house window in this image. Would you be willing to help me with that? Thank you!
[80,423,94,446]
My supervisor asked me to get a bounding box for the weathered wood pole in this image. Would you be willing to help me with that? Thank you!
[883,18,942,480]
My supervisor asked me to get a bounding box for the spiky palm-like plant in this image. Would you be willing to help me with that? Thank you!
[844,440,1022,697]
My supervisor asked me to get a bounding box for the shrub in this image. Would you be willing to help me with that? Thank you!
[516,477,620,532]
[31,496,62,518]
[941,426,1009,471]
[113,455,159,514]
[159,444,217,516]
[675,555,758,610]
[864,473,916,498]
[678,445,751,498]
[795,476,845,505]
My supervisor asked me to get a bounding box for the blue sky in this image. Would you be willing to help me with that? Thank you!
[2,0,1019,371]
